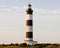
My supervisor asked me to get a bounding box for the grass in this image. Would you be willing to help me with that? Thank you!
[0,43,60,48]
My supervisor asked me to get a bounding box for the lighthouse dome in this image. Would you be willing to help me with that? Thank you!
[26,4,33,14]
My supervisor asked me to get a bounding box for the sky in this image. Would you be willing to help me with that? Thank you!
[0,0,60,44]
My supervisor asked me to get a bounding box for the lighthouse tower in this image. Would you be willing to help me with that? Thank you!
[24,4,37,45]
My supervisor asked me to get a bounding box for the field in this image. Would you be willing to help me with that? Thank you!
[0,43,60,48]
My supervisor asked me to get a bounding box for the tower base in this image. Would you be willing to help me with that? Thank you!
[23,40,37,45]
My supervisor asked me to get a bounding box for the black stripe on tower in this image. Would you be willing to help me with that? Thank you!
[26,20,33,26]
[26,9,33,14]
[26,32,33,38]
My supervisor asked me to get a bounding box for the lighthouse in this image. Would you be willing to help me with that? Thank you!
[23,4,37,45]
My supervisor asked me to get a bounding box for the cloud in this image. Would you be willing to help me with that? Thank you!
[0,6,60,15]
[33,7,60,15]
[0,6,26,44]
[32,7,60,43]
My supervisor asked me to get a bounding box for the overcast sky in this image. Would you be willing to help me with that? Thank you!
[0,0,60,44]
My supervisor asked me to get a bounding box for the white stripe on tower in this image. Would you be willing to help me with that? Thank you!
[25,4,33,41]
[26,26,33,32]
[26,14,32,20]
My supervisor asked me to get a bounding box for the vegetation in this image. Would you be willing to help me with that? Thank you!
[0,43,60,48]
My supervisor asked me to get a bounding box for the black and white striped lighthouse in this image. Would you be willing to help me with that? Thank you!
[23,4,37,45]
[26,4,33,41]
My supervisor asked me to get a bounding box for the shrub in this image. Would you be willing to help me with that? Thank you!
[20,43,27,47]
